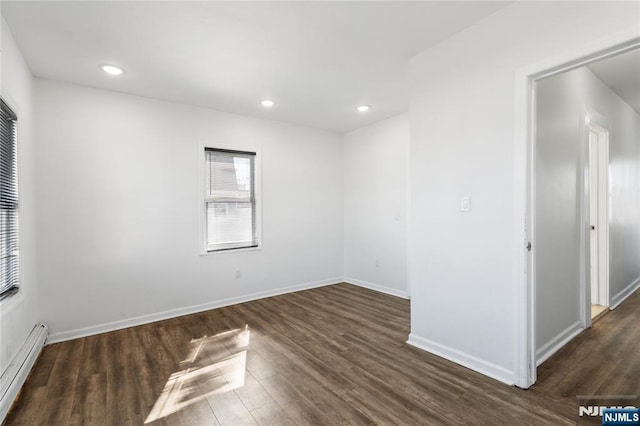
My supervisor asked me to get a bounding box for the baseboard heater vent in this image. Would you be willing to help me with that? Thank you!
[0,323,48,423]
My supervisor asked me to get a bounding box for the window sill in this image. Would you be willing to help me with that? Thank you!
[200,246,262,256]
[0,289,23,313]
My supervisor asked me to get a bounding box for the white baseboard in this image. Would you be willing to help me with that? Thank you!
[47,278,343,344]
[0,323,48,423]
[610,276,640,310]
[406,333,515,385]
[535,320,583,366]
[344,277,410,299]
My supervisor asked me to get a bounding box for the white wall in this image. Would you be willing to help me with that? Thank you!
[35,79,344,340]
[343,114,409,298]
[407,1,640,384]
[535,66,640,358]
[0,18,40,375]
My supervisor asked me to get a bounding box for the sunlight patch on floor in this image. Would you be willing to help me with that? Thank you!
[591,304,607,319]
[144,325,250,423]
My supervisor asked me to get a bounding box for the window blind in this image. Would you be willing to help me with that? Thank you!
[205,148,257,252]
[0,99,19,299]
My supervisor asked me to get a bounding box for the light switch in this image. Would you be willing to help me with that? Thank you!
[460,197,471,212]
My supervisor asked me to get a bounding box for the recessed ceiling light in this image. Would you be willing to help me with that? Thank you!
[356,105,370,112]
[100,64,125,76]
[261,99,275,108]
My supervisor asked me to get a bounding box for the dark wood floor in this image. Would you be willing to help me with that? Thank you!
[534,287,640,402]
[5,283,639,425]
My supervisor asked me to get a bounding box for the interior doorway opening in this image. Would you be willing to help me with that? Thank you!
[588,121,610,321]
[526,41,640,386]
[515,25,640,388]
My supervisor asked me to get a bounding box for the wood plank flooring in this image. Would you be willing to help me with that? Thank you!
[535,289,640,402]
[4,283,639,425]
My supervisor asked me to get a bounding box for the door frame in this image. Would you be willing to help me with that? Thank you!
[513,29,640,389]
[584,114,611,328]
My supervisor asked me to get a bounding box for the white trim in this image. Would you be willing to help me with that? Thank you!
[514,27,640,389]
[610,276,640,310]
[0,323,47,423]
[344,277,410,299]
[405,121,412,303]
[47,278,342,344]
[597,123,610,309]
[0,292,24,314]
[199,245,261,257]
[513,62,535,389]
[535,321,583,367]
[406,333,516,386]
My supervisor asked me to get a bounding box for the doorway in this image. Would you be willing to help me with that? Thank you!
[588,121,609,320]
[516,35,640,389]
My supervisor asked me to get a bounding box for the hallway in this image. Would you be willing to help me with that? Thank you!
[533,288,640,412]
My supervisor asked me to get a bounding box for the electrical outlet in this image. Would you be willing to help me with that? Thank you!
[375,259,380,268]
[235,268,241,279]
[460,196,471,212]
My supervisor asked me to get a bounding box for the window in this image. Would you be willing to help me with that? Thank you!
[204,148,258,252]
[0,99,19,299]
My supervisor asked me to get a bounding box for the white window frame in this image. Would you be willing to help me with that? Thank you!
[198,142,262,255]
[0,95,20,301]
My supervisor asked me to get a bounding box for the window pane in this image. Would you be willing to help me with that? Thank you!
[207,202,255,249]
[206,152,252,202]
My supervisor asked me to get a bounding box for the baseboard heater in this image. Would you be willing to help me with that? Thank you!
[0,323,48,423]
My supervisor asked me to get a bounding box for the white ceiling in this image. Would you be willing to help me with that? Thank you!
[588,48,640,115]
[1,1,510,133]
